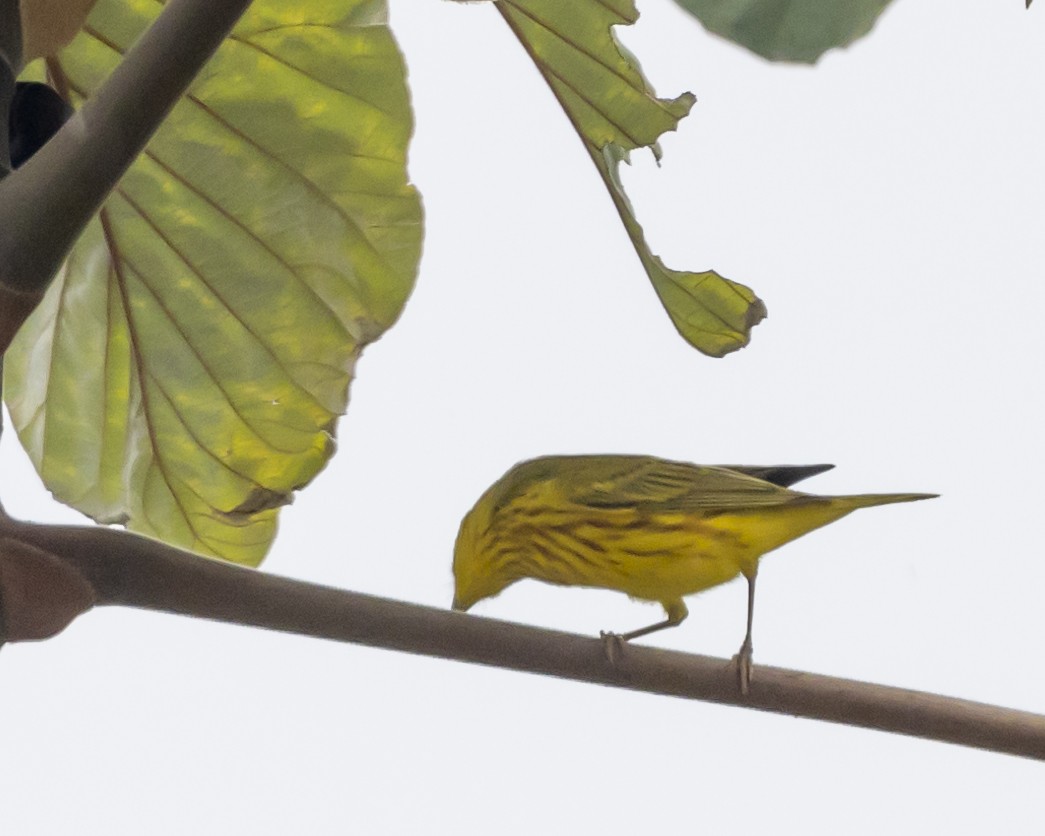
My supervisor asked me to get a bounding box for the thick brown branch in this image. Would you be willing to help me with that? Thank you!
[0,0,253,351]
[1,512,1043,760]
[0,0,18,174]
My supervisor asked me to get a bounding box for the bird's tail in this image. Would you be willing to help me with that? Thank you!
[742,491,935,557]
[831,492,938,509]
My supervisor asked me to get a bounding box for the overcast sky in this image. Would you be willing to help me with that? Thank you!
[2,1,1044,832]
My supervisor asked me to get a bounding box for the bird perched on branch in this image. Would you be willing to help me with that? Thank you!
[452,455,935,693]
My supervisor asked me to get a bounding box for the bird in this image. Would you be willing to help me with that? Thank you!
[451,454,936,693]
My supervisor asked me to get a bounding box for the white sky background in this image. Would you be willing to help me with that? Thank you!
[2,0,1044,831]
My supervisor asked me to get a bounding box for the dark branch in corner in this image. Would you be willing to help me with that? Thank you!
[1,510,1043,761]
[0,0,253,352]
[0,0,20,176]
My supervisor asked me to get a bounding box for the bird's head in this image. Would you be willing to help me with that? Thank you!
[451,491,516,613]
[452,457,567,613]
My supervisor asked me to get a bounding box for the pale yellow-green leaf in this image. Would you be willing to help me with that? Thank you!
[497,0,765,357]
[4,0,422,565]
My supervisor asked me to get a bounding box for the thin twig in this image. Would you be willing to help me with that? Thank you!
[2,511,1043,760]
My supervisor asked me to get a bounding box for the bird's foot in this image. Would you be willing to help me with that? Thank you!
[732,638,753,696]
[600,631,626,666]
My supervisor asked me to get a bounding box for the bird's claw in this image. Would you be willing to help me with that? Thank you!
[732,639,753,696]
[601,631,626,666]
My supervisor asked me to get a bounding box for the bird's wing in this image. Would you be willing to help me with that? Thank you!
[564,457,807,513]
[719,464,834,488]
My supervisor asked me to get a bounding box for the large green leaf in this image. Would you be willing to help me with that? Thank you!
[4,0,422,565]
[670,0,895,64]
[497,0,765,357]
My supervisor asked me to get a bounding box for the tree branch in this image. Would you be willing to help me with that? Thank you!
[0,0,20,174]
[0,0,254,351]
[1,511,1042,761]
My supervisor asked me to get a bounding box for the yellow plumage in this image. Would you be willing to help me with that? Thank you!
[452,455,935,691]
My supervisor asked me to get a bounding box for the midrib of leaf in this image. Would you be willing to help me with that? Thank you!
[101,205,203,544]
[98,201,289,554]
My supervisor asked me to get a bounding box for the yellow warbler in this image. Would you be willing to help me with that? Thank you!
[452,455,935,692]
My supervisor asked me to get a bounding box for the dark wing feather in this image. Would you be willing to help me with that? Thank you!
[719,464,834,488]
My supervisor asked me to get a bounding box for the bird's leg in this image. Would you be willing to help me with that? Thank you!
[601,600,688,664]
[733,570,757,695]
[619,599,689,641]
